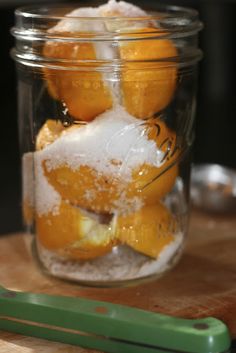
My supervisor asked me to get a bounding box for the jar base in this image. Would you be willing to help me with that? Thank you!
[33,234,184,288]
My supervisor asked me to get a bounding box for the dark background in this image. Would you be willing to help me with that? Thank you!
[0,0,235,234]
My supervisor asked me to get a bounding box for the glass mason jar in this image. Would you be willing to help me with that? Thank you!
[11,4,202,286]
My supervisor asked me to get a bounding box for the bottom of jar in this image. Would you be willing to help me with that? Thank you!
[33,232,184,287]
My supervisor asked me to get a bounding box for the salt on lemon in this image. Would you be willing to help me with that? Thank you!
[41,107,179,213]
[36,119,65,150]
[42,1,177,121]
[40,107,178,214]
[43,164,121,213]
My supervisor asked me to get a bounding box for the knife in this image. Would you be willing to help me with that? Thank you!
[0,286,231,353]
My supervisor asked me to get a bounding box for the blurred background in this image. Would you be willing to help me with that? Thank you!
[0,0,235,234]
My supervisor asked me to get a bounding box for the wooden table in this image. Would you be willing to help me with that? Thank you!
[0,210,236,352]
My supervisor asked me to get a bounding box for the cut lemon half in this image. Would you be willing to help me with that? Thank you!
[42,118,179,213]
[120,28,177,119]
[43,5,177,122]
[43,37,113,122]
[43,164,121,213]
[127,118,179,203]
[116,203,176,258]
[36,201,116,260]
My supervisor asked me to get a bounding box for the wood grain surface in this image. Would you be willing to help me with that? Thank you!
[0,210,236,352]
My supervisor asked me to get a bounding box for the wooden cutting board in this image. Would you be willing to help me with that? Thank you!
[0,210,236,352]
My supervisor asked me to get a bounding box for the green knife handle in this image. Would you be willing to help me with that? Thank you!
[0,287,231,353]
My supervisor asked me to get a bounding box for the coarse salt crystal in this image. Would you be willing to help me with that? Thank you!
[42,105,164,181]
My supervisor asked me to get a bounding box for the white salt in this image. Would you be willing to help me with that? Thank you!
[48,4,118,65]
[37,231,183,282]
[49,8,102,34]
[34,151,61,216]
[50,1,148,33]
[42,105,164,181]
[22,151,61,217]
[48,4,119,103]
[112,192,144,215]
[99,0,147,18]
[47,1,150,105]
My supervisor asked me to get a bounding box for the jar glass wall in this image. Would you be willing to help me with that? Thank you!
[12,2,202,286]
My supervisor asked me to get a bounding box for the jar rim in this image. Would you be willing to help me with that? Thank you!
[14,3,203,36]
[16,3,199,20]
[12,3,203,69]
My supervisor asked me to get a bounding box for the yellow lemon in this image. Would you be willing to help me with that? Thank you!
[43,164,121,213]
[120,28,177,119]
[127,118,179,203]
[42,119,179,213]
[116,203,176,258]
[36,201,116,260]
[43,37,112,121]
